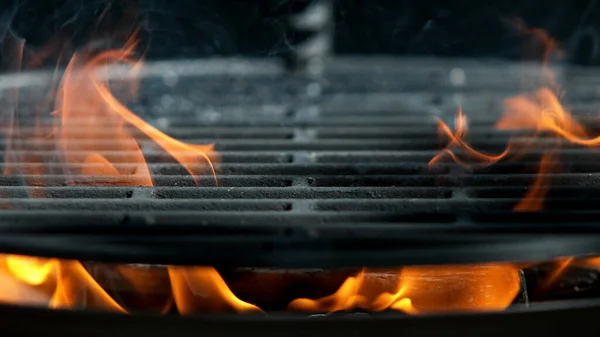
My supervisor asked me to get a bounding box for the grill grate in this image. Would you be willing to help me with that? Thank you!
[2,57,600,267]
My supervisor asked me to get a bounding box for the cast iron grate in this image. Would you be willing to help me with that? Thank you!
[1,58,600,266]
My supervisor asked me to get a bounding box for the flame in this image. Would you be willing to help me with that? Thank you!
[541,256,575,288]
[428,23,593,286]
[6,255,55,286]
[431,87,600,212]
[0,255,124,312]
[49,261,126,312]
[0,254,259,314]
[0,254,526,315]
[429,21,575,211]
[168,266,262,314]
[579,257,600,269]
[429,106,512,169]
[0,259,51,306]
[57,47,152,185]
[288,264,520,314]
[54,33,217,186]
[0,11,251,312]
[287,269,373,312]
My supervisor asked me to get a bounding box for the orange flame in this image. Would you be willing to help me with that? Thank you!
[429,106,512,169]
[0,254,263,314]
[431,87,600,212]
[168,267,262,314]
[288,264,520,314]
[0,13,251,311]
[579,257,600,269]
[428,23,591,285]
[54,33,217,186]
[0,253,527,315]
[429,21,575,211]
[0,255,125,312]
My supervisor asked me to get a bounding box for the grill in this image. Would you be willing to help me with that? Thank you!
[5,1,600,336]
[2,57,600,267]
[4,56,600,337]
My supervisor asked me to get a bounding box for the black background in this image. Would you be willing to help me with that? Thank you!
[1,0,599,65]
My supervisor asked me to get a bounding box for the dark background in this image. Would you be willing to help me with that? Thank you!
[1,0,600,65]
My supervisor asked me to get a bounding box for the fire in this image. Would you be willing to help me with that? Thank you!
[55,33,217,186]
[431,88,580,211]
[0,253,525,315]
[429,23,599,212]
[0,254,125,312]
[429,22,598,283]
[168,267,262,314]
[0,12,249,313]
[0,13,585,315]
[288,264,521,314]
[580,257,600,270]
[429,106,512,169]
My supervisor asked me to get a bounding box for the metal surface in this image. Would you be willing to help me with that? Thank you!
[0,57,600,267]
[1,299,600,337]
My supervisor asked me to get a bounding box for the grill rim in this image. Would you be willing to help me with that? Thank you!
[1,298,600,337]
[0,228,598,267]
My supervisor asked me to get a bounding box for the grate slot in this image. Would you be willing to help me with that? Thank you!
[473,162,600,175]
[0,151,293,164]
[311,198,600,212]
[152,163,448,176]
[314,152,436,163]
[0,187,133,199]
[308,175,442,187]
[0,199,293,211]
[14,127,296,140]
[153,187,452,199]
[469,187,600,199]
[459,174,600,187]
[471,211,600,223]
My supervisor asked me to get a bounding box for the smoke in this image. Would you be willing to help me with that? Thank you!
[0,0,599,64]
